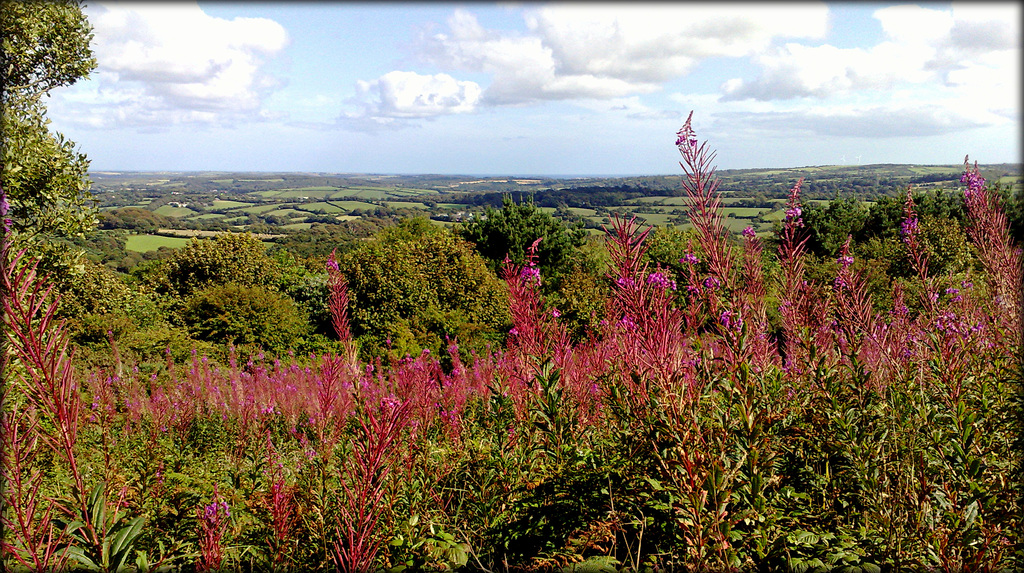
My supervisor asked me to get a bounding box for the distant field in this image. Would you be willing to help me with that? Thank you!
[264,208,308,218]
[721,207,770,217]
[389,188,440,196]
[210,199,250,209]
[193,213,226,220]
[337,189,390,200]
[273,189,338,199]
[295,202,345,214]
[632,213,676,226]
[281,222,313,230]
[153,205,197,218]
[236,204,283,214]
[329,200,380,211]
[125,234,192,252]
[384,201,430,210]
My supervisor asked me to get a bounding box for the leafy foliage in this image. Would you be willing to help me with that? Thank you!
[149,232,280,298]
[182,283,308,353]
[1,0,97,250]
[459,195,588,281]
[340,218,510,358]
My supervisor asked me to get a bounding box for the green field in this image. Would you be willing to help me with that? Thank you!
[328,200,380,211]
[153,205,197,218]
[264,209,308,218]
[236,204,284,214]
[210,200,251,209]
[273,189,338,199]
[383,201,430,210]
[125,234,193,252]
[632,212,676,226]
[721,207,770,218]
[332,188,390,200]
[295,202,345,214]
[193,213,226,220]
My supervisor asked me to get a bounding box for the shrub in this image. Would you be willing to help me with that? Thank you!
[458,195,588,281]
[153,232,280,298]
[340,218,510,358]
[182,282,308,353]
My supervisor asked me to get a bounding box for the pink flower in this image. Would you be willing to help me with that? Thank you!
[646,271,677,290]
[520,265,541,284]
[742,226,756,239]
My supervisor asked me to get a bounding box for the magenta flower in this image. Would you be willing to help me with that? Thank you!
[703,276,721,290]
[837,254,854,268]
[900,217,918,237]
[680,253,700,264]
[520,265,541,284]
[646,271,677,290]
[720,309,742,331]
[742,226,756,239]
[961,166,986,197]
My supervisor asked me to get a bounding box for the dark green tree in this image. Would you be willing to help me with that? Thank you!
[182,283,308,353]
[148,232,281,298]
[340,218,510,359]
[458,195,587,280]
[802,197,869,257]
[1,0,97,255]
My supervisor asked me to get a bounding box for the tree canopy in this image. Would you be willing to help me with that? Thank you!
[458,195,587,280]
[1,0,97,256]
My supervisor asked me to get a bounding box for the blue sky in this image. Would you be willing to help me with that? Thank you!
[47,2,1020,175]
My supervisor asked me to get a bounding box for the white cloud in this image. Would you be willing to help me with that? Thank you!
[722,4,1019,104]
[53,1,288,129]
[341,71,482,130]
[418,4,828,105]
[719,104,988,139]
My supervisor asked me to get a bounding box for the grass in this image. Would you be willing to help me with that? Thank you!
[332,189,390,200]
[294,202,345,214]
[721,207,770,218]
[327,200,380,211]
[382,201,430,210]
[236,204,285,215]
[152,205,198,218]
[273,189,338,199]
[125,234,193,252]
[264,209,308,218]
[210,200,251,209]
[632,212,676,226]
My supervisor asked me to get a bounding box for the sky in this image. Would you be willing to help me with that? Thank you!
[45,1,1021,176]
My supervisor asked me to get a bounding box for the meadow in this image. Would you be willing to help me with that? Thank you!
[3,121,1022,572]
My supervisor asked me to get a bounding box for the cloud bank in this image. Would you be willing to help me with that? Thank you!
[53,1,289,129]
